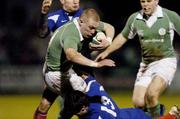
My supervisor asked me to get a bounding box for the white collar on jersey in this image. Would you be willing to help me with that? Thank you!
[136,5,163,20]
[136,5,163,28]
[73,18,84,42]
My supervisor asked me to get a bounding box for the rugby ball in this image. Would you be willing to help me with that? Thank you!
[91,31,106,44]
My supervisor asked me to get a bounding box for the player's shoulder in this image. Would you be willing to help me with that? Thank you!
[162,8,179,22]
[131,12,139,17]
[63,21,78,32]
[58,21,80,39]
[126,12,139,23]
[162,8,175,13]
[162,8,179,16]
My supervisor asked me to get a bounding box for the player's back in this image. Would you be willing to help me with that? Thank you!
[85,76,121,119]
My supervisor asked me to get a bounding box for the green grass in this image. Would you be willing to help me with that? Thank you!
[0,92,179,119]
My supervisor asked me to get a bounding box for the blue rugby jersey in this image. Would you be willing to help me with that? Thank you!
[48,8,83,32]
[85,75,119,119]
[84,75,151,119]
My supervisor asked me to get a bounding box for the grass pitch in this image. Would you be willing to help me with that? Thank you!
[0,91,179,119]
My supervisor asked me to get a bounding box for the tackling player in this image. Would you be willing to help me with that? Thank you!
[62,70,180,119]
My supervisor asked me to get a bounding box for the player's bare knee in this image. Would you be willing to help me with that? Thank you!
[132,97,145,107]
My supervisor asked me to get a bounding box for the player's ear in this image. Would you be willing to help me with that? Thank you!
[79,18,83,23]
[81,106,87,111]
[77,106,87,115]
[79,18,84,26]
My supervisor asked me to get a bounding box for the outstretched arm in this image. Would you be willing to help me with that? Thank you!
[95,33,127,61]
[65,48,115,68]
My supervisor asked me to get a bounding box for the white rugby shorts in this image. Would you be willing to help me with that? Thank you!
[44,70,87,94]
[135,58,177,87]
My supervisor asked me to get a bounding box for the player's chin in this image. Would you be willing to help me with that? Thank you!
[85,35,93,39]
[143,10,152,15]
[72,6,79,11]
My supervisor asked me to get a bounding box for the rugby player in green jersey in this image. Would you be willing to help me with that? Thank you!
[96,0,180,118]
[38,0,114,118]
[34,8,115,119]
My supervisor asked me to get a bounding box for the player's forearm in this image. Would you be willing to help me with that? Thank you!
[66,49,98,67]
[38,13,50,38]
[38,0,52,38]
[105,33,127,54]
[72,53,98,67]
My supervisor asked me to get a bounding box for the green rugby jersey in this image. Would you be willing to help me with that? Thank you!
[45,20,83,71]
[45,19,104,71]
[122,6,180,64]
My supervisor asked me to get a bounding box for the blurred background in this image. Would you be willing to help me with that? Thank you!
[0,0,179,119]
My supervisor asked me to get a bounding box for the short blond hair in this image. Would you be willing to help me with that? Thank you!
[80,8,100,22]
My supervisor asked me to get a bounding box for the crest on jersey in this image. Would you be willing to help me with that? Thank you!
[158,28,166,36]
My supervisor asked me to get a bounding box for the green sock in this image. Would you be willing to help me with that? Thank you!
[147,103,161,119]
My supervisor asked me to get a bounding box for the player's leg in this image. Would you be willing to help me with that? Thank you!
[34,87,58,119]
[132,85,147,108]
[34,71,62,119]
[145,58,177,118]
[145,75,167,118]
[132,62,148,109]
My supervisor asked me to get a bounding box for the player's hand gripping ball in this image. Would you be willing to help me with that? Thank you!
[91,31,106,45]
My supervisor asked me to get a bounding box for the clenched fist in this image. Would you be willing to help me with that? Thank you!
[41,0,53,14]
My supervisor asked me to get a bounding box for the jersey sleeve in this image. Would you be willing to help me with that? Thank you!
[167,11,180,35]
[96,21,104,31]
[85,76,103,96]
[38,13,50,38]
[48,10,63,32]
[62,35,79,51]
[121,13,137,39]
[48,14,59,32]
[60,25,81,51]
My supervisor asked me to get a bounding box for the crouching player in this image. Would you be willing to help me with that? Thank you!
[61,71,151,119]
[61,67,180,119]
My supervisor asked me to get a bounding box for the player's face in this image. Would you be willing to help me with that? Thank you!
[140,0,158,15]
[61,0,80,13]
[80,18,99,38]
[77,106,88,116]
